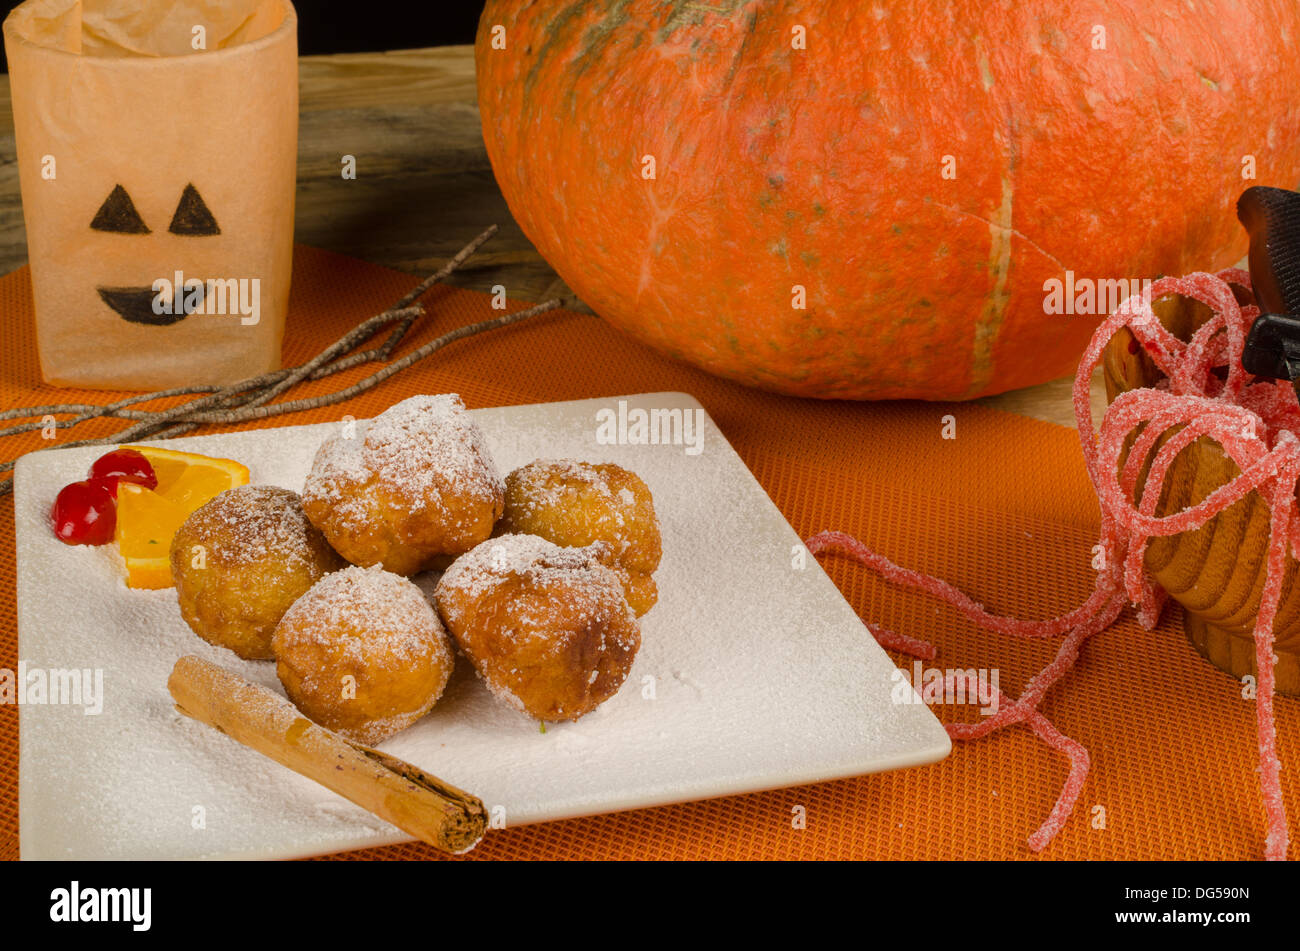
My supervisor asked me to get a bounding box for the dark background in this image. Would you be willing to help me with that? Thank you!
[0,1,486,71]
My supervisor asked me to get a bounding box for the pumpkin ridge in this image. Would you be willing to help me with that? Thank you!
[968,172,1016,398]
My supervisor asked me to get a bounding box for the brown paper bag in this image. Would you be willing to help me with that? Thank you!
[4,0,298,390]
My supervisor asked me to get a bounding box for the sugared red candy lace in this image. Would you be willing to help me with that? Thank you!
[809,267,1295,860]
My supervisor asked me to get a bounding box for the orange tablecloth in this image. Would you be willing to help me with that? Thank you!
[1,245,1294,861]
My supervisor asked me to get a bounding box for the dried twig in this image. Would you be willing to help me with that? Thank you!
[376,224,499,360]
[183,298,562,425]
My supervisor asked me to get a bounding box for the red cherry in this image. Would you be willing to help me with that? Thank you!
[50,478,117,546]
[88,448,157,495]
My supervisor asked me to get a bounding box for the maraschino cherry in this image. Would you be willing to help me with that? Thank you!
[50,479,117,546]
[88,447,157,494]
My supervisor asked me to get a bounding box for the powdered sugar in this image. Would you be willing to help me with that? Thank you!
[433,533,640,722]
[469,663,529,716]
[276,564,452,675]
[272,564,455,746]
[300,394,506,575]
[436,533,624,616]
[502,459,645,548]
[301,429,372,524]
[305,395,502,518]
[303,393,503,539]
[368,395,502,512]
[179,485,321,569]
[499,459,662,605]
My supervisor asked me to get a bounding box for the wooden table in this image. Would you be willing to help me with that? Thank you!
[0,44,1103,429]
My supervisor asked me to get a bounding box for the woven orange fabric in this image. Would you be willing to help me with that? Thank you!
[0,245,1294,861]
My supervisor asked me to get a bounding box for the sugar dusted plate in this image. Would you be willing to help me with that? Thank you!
[14,392,950,859]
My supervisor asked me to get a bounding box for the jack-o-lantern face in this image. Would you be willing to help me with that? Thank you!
[91,183,220,326]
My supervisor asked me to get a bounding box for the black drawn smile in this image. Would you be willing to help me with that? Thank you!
[96,284,209,327]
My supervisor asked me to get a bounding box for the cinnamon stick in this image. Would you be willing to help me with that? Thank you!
[167,654,486,856]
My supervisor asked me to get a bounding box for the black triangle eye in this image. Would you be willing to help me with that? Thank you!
[168,183,220,236]
[90,185,150,234]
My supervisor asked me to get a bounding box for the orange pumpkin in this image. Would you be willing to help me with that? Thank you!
[475,1,1300,400]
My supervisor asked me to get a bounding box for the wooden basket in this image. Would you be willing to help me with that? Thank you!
[1101,292,1300,695]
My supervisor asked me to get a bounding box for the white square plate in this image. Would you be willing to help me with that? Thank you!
[15,391,950,859]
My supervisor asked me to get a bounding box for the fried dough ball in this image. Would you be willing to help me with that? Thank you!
[498,459,661,615]
[170,485,344,660]
[302,394,504,576]
[271,565,454,745]
[434,534,641,722]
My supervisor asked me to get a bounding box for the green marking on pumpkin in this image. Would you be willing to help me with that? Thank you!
[800,251,820,266]
[522,1,591,99]
[572,0,634,88]
[891,224,903,235]
[812,203,827,217]
[660,0,747,43]
[770,237,788,257]
[524,0,638,113]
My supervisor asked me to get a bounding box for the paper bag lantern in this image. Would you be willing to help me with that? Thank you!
[3,0,298,390]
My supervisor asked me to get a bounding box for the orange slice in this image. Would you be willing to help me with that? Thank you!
[114,447,250,589]
[115,485,188,589]
[125,445,250,495]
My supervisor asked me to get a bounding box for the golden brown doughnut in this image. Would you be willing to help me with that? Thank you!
[302,394,504,576]
[170,485,344,660]
[272,564,455,745]
[434,534,641,722]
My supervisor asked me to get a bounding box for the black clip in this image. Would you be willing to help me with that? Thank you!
[1239,186,1300,381]
[1244,313,1300,381]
